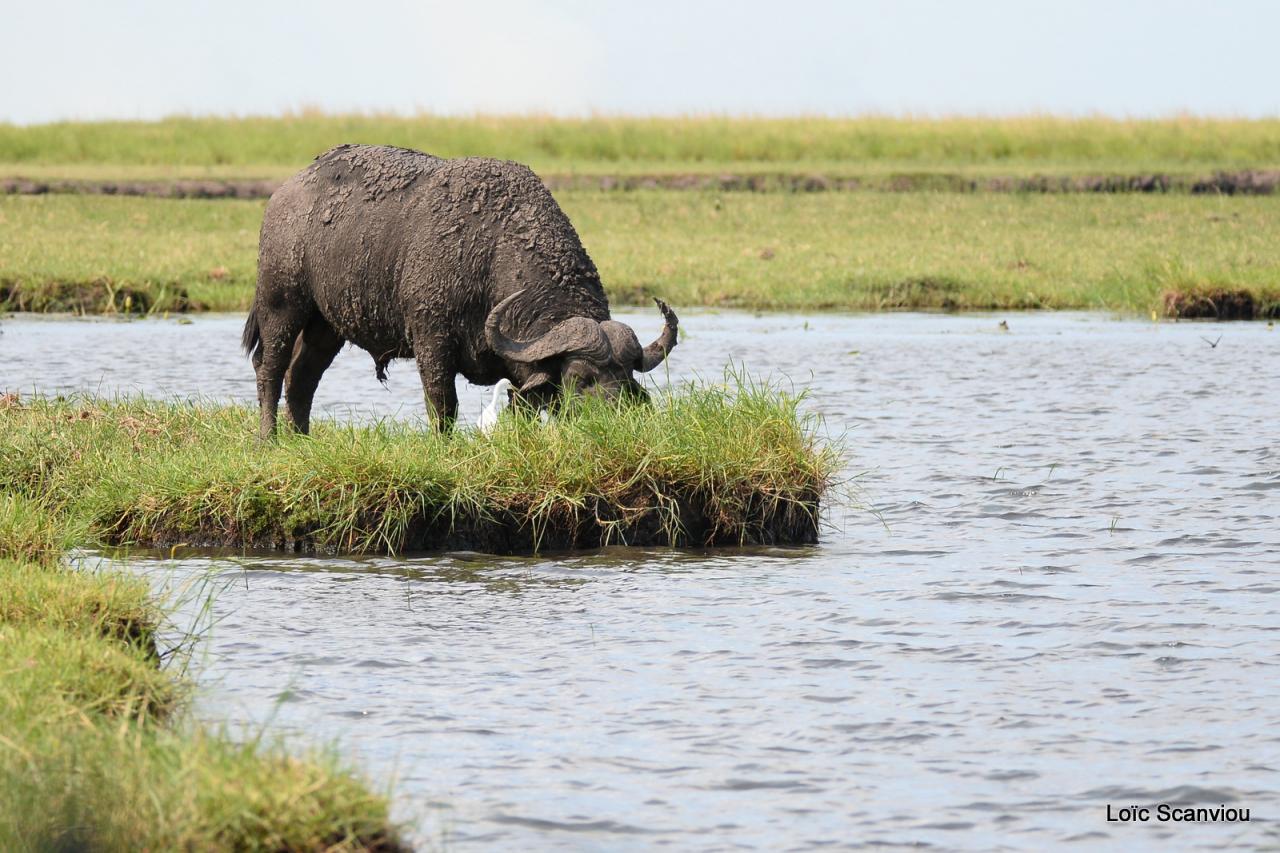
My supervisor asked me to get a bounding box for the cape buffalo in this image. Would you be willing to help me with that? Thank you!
[242,144,678,438]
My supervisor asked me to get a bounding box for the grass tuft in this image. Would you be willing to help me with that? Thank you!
[0,493,82,564]
[0,558,158,651]
[0,380,838,554]
[0,429,408,849]
[0,622,179,720]
[0,684,405,852]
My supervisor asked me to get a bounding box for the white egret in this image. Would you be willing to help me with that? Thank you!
[478,379,514,434]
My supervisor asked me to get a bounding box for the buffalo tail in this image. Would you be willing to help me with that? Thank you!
[241,300,261,358]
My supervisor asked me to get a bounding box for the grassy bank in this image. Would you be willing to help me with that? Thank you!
[3,114,1279,177]
[3,192,1278,317]
[0,492,406,851]
[0,194,259,311]
[0,385,835,554]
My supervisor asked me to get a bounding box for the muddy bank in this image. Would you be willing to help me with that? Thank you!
[0,176,280,199]
[5,169,1280,198]
[1,396,833,560]
[6,276,1276,320]
[102,490,822,556]
[578,169,1280,195]
[0,278,200,313]
[1162,288,1280,320]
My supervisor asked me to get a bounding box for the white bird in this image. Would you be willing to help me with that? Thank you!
[478,379,513,434]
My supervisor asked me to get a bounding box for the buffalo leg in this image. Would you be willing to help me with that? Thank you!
[413,349,458,430]
[284,315,344,434]
[253,307,309,441]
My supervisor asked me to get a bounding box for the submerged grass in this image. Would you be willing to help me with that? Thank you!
[0,465,406,849]
[0,381,835,553]
[3,191,1279,316]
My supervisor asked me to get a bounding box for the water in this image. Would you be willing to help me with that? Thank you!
[3,311,1277,850]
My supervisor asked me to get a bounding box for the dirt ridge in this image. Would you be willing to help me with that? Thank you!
[4,170,1280,199]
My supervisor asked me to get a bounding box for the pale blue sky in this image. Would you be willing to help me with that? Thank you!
[3,0,1277,123]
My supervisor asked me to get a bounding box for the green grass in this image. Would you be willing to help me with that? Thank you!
[4,115,1275,319]
[3,191,1278,316]
[3,114,1279,176]
[0,385,835,553]
[0,496,158,649]
[1,696,403,852]
[0,492,83,564]
[0,194,258,311]
[575,191,1280,314]
[0,558,155,650]
[0,494,406,850]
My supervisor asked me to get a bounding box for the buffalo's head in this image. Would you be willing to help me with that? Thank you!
[485,290,678,407]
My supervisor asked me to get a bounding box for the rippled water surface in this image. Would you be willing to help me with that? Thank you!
[4,311,1278,850]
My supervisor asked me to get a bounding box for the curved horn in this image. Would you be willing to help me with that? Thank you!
[484,290,529,360]
[485,289,610,364]
[640,298,679,372]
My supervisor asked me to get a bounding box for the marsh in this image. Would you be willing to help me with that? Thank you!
[6,308,1277,850]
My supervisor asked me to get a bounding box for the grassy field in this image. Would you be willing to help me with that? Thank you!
[3,114,1279,178]
[0,194,260,311]
[0,492,405,851]
[0,386,835,553]
[3,114,1276,317]
[2,191,1278,316]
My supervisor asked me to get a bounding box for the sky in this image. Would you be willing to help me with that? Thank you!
[3,0,1278,123]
